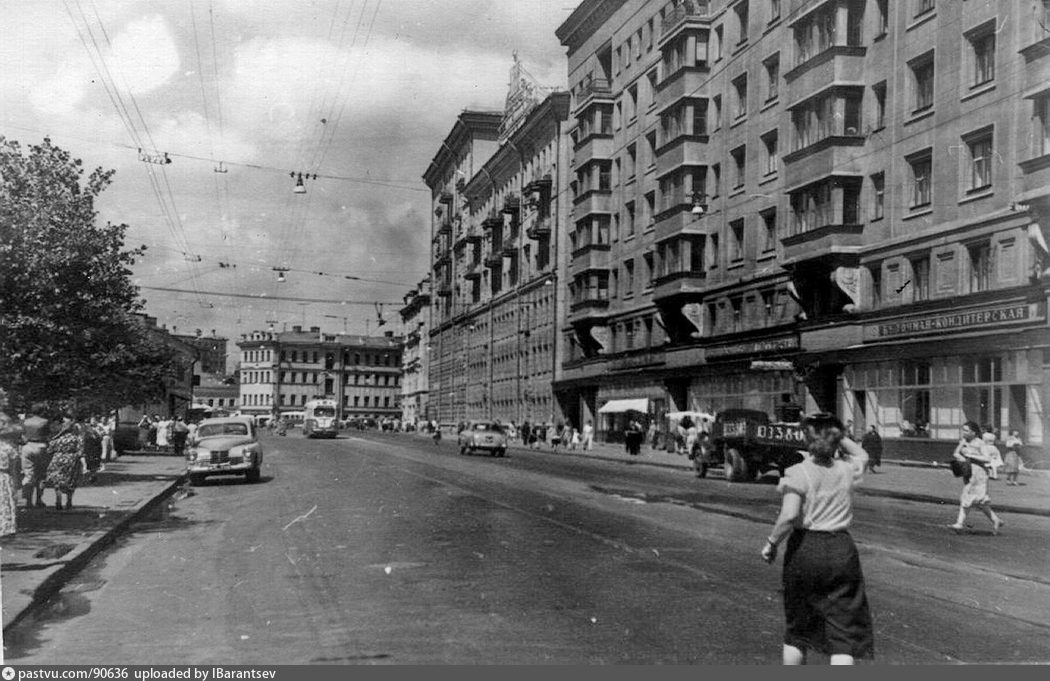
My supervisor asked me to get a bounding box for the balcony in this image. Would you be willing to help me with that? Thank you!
[570,297,610,313]
[653,202,706,243]
[501,235,518,256]
[783,134,866,167]
[481,212,503,230]
[573,188,613,218]
[575,78,614,114]
[784,46,866,102]
[656,68,710,106]
[652,270,708,301]
[526,215,552,239]
[659,1,712,44]
[655,136,708,173]
[436,281,452,297]
[502,194,521,216]
[433,250,451,267]
[524,174,553,195]
[464,261,482,280]
[781,223,864,266]
[438,190,453,204]
[484,252,504,268]
[465,228,483,243]
[575,134,615,166]
[570,243,611,274]
[436,218,452,237]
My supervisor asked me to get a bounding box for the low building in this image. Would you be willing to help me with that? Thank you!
[193,373,240,412]
[236,326,404,422]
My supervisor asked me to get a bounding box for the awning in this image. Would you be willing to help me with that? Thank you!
[597,398,650,414]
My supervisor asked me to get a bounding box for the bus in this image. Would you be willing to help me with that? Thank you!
[303,399,339,438]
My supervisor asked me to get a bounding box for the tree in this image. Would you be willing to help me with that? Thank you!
[0,136,180,413]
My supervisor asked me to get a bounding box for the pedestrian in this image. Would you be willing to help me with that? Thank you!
[551,421,564,450]
[155,415,171,451]
[950,421,1004,534]
[647,420,659,451]
[20,403,52,509]
[692,431,712,478]
[535,424,547,449]
[100,413,116,462]
[171,416,190,458]
[137,413,151,450]
[432,424,442,445]
[982,432,1003,480]
[0,392,23,539]
[761,413,873,665]
[581,420,594,451]
[44,412,84,510]
[684,417,699,459]
[81,417,103,482]
[1003,430,1023,485]
[625,419,643,456]
[147,414,159,449]
[570,426,580,450]
[860,426,882,473]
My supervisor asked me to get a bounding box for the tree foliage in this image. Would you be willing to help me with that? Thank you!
[0,136,181,413]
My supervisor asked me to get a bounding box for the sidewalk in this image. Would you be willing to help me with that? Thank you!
[426,432,1050,518]
[1,455,187,632]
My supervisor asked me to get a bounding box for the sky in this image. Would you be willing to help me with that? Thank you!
[2,0,573,362]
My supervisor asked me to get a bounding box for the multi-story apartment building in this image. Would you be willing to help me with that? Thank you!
[236,327,403,422]
[174,330,229,377]
[398,277,432,427]
[556,0,1050,463]
[426,65,573,427]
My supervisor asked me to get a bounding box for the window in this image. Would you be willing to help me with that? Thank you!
[791,88,863,151]
[732,73,748,119]
[911,53,935,113]
[908,150,932,208]
[713,95,722,129]
[876,0,888,36]
[625,201,636,237]
[711,163,721,198]
[645,191,656,228]
[916,0,935,18]
[871,172,885,220]
[646,70,658,108]
[627,84,639,122]
[647,17,654,50]
[715,25,724,60]
[965,128,993,192]
[646,131,658,167]
[760,208,777,252]
[968,25,995,88]
[769,0,781,23]
[626,144,637,178]
[968,240,993,293]
[899,360,931,434]
[709,232,720,270]
[1036,94,1050,159]
[764,54,779,102]
[793,2,863,65]
[643,252,654,288]
[872,81,887,130]
[734,1,749,44]
[789,178,861,234]
[762,130,778,175]
[731,146,746,189]
[622,260,634,297]
[870,264,882,308]
[961,356,1007,433]
[910,254,930,302]
[730,219,745,262]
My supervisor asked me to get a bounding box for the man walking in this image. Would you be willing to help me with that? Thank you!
[581,420,594,451]
[861,426,883,473]
[20,404,52,508]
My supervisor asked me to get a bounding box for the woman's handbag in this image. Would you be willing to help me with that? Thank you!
[949,459,972,479]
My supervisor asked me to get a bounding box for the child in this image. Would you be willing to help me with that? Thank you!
[1003,430,1023,485]
[981,432,1004,480]
[570,428,580,450]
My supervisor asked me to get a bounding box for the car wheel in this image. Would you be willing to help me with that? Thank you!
[460,444,468,455]
[245,468,261,483]
[725,448,749,483]
[188,473,206,486]
[497,448,506,458]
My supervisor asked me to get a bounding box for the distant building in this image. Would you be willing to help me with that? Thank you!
[117,314,198,422]
[426,60,573,427]
[236,326,404,421]
[398,278,431,427]
[173,329,229,376]
[193,373,240,412]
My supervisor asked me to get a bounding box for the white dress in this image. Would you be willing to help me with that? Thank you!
[155,420,171,447]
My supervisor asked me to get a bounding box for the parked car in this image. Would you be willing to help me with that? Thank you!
[707,408,806,482]
[186,417,263,484]
[457,421,507,457]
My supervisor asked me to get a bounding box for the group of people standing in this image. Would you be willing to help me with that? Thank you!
[500,419,595,452]
[136,413,191,456]
[0,393,124,540]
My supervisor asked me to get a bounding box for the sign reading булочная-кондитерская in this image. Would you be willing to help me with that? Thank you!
[866,302,1042,340]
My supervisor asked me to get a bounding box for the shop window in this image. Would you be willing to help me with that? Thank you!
[899,360,931,436]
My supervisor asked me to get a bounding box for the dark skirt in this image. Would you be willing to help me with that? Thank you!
[782,529,874,659]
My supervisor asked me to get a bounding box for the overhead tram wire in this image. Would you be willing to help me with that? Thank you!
[139,285,401,306]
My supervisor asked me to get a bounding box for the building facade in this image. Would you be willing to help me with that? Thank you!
[555,0,1050,463]
[174,330,229,377]
[236,326,403,422]
[399,277,432,427]
[426,64,573,428]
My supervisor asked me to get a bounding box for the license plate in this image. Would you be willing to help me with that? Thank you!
[211,463,231,470]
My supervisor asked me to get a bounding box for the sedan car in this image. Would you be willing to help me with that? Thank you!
[457,421,507,457]
[186,417,263,484]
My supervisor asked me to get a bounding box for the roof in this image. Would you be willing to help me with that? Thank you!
[556,0,628,53]
[422,111,504,189]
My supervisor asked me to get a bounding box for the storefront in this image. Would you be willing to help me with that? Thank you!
[687,335,803,417]
[833,300,1049,465]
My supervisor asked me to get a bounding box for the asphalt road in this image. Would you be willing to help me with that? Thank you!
[7,431,1050,664]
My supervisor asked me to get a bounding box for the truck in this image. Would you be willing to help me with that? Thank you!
[704,407,808,482]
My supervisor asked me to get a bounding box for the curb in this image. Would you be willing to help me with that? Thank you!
[2,472,188,634]
[438,436,1050,518]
